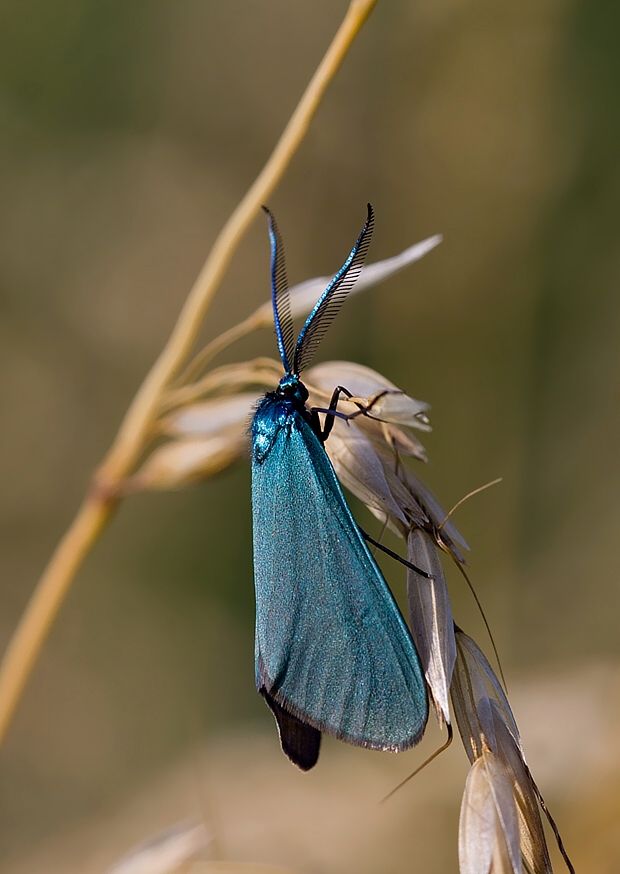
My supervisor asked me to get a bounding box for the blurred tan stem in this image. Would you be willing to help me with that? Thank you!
[0,0,378,750]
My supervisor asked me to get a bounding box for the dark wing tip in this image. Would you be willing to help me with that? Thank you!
[260,688,321,771]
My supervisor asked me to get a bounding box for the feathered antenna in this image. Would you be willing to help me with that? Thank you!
[263,207,295,374]
[293,204,374,375]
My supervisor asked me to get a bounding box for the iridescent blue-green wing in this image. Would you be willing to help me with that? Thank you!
[251,411,428,756]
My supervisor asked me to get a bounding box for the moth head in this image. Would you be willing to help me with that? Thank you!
[277,373,309,405]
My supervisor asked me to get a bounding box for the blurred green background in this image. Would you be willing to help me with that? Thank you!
[1,0,620,871]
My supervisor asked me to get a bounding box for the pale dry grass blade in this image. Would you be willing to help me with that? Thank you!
[490,704,552,874]
[324,418,408,525]
[360,391,431,430]
[307,362,428,416]
[368,420,427,460]
[128,433,247,491]
[161,393,260,438]
[185,864,303,873]
[379,463,429,531]
[453,630,521,757]
[460,755,498,874]
[400,466,470,559]
[107,820,210,874]
[459,752,520,874]
[452,635,500,762]
[407,529,456,725]
[163,359,282,411]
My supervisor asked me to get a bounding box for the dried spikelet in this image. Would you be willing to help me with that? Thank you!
[161,392,260,438]
[451,630,520,761]
[451,629,568,874]
[406,528,456,725]
[128,431,247,491]
[187,866,302,873]
[459,750,521,874]
[490,702,552,874]
[106,820,210,874]
[319,416,409,526]
[306,361,430,430]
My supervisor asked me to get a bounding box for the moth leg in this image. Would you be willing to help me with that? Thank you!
[312,386,391,443]
[260,687,321,771]
[312,385,357,443]
[359,528,434,580]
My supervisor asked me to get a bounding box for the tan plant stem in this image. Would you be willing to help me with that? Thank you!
[0,0,378,750]
[0,496,117,746]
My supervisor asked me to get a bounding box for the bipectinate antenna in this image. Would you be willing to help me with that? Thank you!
[263,207,295,375]
[293,204,374,376]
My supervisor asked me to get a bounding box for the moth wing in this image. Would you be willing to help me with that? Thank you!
[260,687,321,771]
[252,412,428,751]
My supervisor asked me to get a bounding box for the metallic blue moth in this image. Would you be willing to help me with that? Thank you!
[251,204,428,770]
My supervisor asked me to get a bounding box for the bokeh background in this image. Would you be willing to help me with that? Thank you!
[1,0,620,871]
